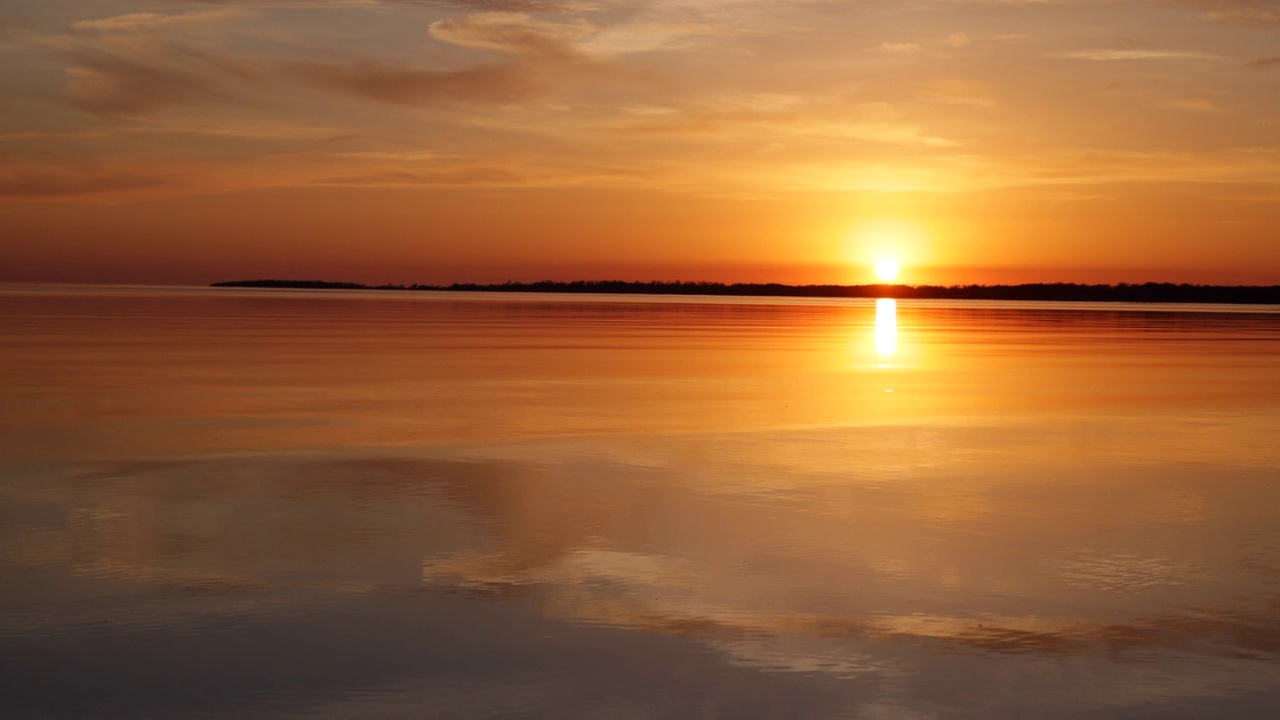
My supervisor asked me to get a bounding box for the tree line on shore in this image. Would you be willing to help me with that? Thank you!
[210,279,1280,304]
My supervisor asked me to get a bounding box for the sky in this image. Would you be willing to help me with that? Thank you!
[1,0,1278,286]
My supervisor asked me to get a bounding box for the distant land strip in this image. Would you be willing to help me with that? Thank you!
[210,279,1280,304]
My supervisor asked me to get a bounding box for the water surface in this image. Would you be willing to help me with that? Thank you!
[2,286,1279,718]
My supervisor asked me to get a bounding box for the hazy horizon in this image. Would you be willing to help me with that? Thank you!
[5,264,1279,289]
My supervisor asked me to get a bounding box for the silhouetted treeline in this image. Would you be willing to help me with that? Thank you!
[211,279,1280,304]
[210,279,431,291]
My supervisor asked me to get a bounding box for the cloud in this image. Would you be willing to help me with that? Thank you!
[317,166,527,187]
[291,58,542,105]
[293,11,614,107]
[123,117,355,140]
[160,0,586,10]
[54,7,598,116]
[415,0,591,10]
[18,8,266,117]
[71,9,249,33]
[428,11,595,57]
[63,45,247,116]
[0,170,165,198]
[1168,0,1280,28]
[1246,56,1280,69]
[617,95,958,149]
[942,33,971,47]
[1058,49,1226,61]
[1205,9,1280,26]
[878,42,921,56]
[580,22,731,56]
[61,40,260,116]
[996,146,1280,188]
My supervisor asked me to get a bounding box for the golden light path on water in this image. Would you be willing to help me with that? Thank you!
[875,297,897,359]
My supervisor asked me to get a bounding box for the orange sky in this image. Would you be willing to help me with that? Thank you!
[1,0,1279,285]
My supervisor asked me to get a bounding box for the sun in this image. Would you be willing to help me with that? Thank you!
[875,258,900,282]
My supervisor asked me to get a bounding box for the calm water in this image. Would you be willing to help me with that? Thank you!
[2,285,1280,718]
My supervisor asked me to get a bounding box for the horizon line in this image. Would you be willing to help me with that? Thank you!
[204,278,1280,305]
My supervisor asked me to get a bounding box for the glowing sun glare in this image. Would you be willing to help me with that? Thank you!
[875,258,900,282]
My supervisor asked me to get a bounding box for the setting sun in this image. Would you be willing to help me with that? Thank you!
[875,259,901,282]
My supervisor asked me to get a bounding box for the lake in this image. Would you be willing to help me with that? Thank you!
[2,285,1279,718]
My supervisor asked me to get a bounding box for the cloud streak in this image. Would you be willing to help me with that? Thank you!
[1057,48,1226,61]
[71,9,250,33]
[292,11,614,107]
[291,58,542,105]
[1169,0,1280,28]
[428,11,595,57]
[21,8,267,117]
[62,42,259,116]
[159,0,587,11]
[0,170,166,198]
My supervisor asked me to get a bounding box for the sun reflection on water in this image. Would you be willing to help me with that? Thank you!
[875,298,897,359]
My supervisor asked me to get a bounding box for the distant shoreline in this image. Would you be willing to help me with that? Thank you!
[209,279,1280,305]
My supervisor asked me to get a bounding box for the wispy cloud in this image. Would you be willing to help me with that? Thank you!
[614,95,958,149]
[0,169,166,198]
[878,42,921,56]
[1057,49,1226,61]
[290,9,622,107]
[290,58,541,105]
[61,40,261,116]
[158,0,591,11]
[1168,0,1280,28]
[317,166,527,187]
[18,8,267,117]
[580,21,731,57]
[416,0,595,10]
[71,9,250,33]
[123,117,355,140]
[428,11,595,57]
